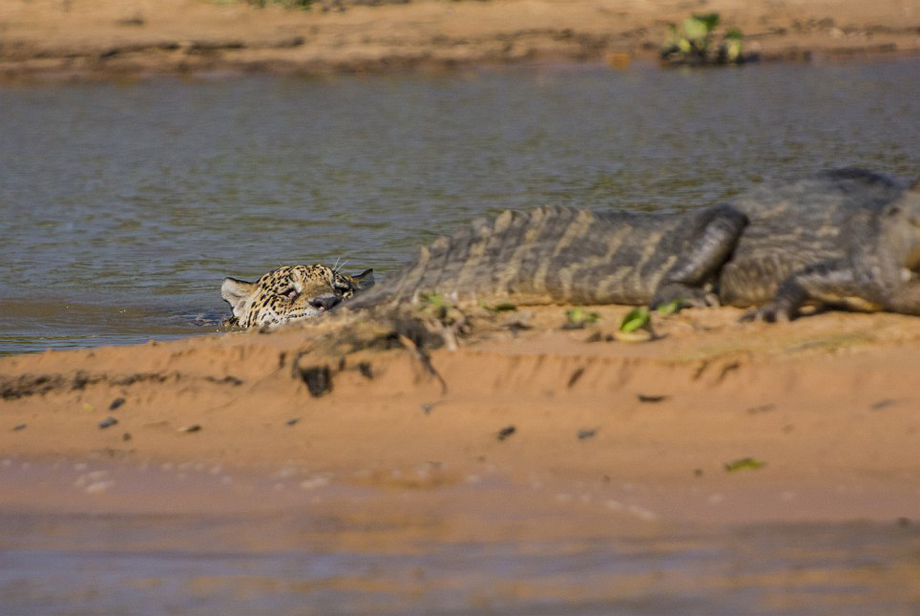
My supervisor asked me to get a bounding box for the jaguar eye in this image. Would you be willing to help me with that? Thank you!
[279,288,299,300]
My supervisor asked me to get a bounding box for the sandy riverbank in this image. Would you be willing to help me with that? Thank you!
[3,301,919,615]
[2,304,919,529]
[1,0,918,81]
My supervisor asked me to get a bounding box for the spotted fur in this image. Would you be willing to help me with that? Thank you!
[221,264,374,328]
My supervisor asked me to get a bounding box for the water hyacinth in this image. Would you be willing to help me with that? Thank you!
[661,13,753,66]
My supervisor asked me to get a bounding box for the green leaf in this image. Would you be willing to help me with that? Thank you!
[419,293,446,307]
[489,302,518,312]
[566,307,600,324]
[619,307,650,333]
[724,38,743,62]
[693,12,721,30]
[682,17,710,42]
[655,299,683,316]
[724,457,766,472]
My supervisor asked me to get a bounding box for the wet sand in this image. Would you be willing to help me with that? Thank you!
[1,0,919,81]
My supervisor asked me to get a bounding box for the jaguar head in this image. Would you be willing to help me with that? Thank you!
[221,264,374,328]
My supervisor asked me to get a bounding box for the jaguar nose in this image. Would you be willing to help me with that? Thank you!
[309,295,342,312]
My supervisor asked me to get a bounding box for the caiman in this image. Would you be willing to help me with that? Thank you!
[346,168,920,321]
[720,169,920,320]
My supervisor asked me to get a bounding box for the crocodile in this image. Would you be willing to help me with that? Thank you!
[346,168,920,320]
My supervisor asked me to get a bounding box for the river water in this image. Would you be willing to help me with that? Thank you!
[0,460,918,616]
[1,59,919,353]
[2,59,920,614]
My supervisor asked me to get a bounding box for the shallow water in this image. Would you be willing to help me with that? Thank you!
[0,461,918,616]
[1,59,919,353]
[4,521,917,616]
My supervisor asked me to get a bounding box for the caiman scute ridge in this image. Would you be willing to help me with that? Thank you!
[349,204,747,311]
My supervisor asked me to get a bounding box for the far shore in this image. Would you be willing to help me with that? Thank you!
[1,0,919,82]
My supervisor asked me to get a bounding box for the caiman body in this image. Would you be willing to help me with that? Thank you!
[349,204,746,310]
[719,169,920,318]
[350,169,920,320]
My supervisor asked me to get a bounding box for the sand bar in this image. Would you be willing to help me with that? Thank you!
[1,0,919,81]
[2,305,919,532]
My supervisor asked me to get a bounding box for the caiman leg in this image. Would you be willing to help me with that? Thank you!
[740,261,881,322]
[651,205,748,308]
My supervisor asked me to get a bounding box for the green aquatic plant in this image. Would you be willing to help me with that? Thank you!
[682,12,720,54]
[719,28,744,64]
[566,307,601,326]
[655,299,683,316]
[619,307,650,333]
[662,13,718,61]
[661,12,748,66]
[724,457,766,472]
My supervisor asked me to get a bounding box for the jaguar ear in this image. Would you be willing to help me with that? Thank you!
[353,268,374,291]
[221,277,257,317]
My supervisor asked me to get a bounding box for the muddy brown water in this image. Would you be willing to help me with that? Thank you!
[1,460,918,616]
[1,60,919,354]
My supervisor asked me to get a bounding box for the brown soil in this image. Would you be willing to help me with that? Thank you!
[1,0,919,81]
[2,305,919,530]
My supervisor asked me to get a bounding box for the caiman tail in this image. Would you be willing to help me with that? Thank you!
[348,205,748,310]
